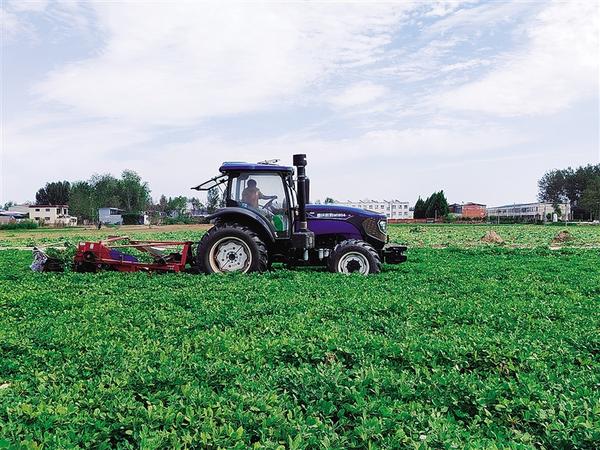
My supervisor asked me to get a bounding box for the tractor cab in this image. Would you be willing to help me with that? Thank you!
[221,163,296,239]
[192,161,304,241]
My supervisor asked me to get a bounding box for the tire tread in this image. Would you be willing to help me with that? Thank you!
[327,239,382,274]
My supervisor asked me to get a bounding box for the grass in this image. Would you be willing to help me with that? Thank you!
[1,244,599,448]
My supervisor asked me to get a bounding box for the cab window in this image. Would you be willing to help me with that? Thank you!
[228,172,290,237]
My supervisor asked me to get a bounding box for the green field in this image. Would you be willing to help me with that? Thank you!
[2,223,600,249]
[1,225,599,448]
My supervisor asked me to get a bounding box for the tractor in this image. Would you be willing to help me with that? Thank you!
[191,154,406,274]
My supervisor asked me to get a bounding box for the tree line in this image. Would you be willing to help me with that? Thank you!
[538,164,600,220]
[20,170,223,223]
[413,191,449,219]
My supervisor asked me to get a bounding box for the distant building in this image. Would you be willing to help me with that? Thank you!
[0,210,28,224]
[7,205,30,214]
[448,203,463,215]
[449,202,486,218]
[99,207,149,225]
[99,207,125,225]
[487,202,570,222]
[187,207,208,218]
[8,204,77,226]
[462,203,487,219]
[339,199,413,220]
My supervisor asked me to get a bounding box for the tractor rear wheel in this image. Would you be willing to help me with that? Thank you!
[196,223,268,274]
[328,239,382,275]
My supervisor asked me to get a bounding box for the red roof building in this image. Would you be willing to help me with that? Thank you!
[461,202,486,219]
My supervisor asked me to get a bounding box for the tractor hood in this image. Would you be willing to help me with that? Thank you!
[306,204,386,220]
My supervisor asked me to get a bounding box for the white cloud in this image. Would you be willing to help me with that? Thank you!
[424,0,537,36]
[328,82,388,108]
[2,114,153,202]
[32,2,413,125]
[0,7,29,39]
[2,0,91,44]
[436,0,599,116]
[375,37,469,84]
[7,0,48,13]
[423,0,479,18]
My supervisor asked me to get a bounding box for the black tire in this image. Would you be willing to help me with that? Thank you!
[196,223,268,274]
[327,239,382,275]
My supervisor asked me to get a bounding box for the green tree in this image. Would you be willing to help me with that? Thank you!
[35,181,70,205]
[206,187,222,213]
[423,191,449,219]
[156,195,169,214]
[166,196,188,217]
[118,170,151,213]
[2,201,15,210]
[189,197,204,211]
[68,171,152,221]
[90,174,121,210]
[538,164,600,219]
[414,197,426,219]
[424,193,436,218]
[69,181,96,222]
[538,170,568,204]
[438,191,449,217]
[324,197,336,204]
[580,176,600,220]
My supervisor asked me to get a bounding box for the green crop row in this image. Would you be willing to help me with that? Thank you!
[0,221,38,231]
[387,224,600,248]
[2,224,600,250]
[0,228,208,249]
[1,247,598,448]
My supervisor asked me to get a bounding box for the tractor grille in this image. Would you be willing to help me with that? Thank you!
[363,218,386,242]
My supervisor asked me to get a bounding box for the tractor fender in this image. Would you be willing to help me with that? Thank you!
[207,207,277,243]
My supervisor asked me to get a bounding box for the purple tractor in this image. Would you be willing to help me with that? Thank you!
[192,154,407,275]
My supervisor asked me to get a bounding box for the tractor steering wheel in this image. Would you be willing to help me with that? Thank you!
[261,197,277,211]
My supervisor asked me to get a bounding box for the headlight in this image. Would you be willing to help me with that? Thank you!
[363,218,387,242]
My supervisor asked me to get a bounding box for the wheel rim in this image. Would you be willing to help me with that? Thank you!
[337,252,370,275]
[208,237,252,273]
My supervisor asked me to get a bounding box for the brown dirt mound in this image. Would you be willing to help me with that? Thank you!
[481,230,504,244]
[552,230,573,243]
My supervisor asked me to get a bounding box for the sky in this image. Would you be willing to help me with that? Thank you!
[1,0,599,207]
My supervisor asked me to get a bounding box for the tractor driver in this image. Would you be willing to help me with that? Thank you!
[241,179,277,209]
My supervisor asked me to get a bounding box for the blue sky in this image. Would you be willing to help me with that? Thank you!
[1,0,598,206]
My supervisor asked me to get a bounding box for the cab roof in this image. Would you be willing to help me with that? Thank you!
[219,162,294,174]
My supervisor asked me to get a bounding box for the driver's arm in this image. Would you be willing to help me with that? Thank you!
[258,191,277,200]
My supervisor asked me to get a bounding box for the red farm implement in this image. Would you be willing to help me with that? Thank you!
[73,237,195,273]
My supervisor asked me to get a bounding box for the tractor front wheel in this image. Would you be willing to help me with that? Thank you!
[328,239,382,275]
[196,223,268,274]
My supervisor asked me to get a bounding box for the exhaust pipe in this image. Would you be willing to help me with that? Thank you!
[293,154,308,231]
